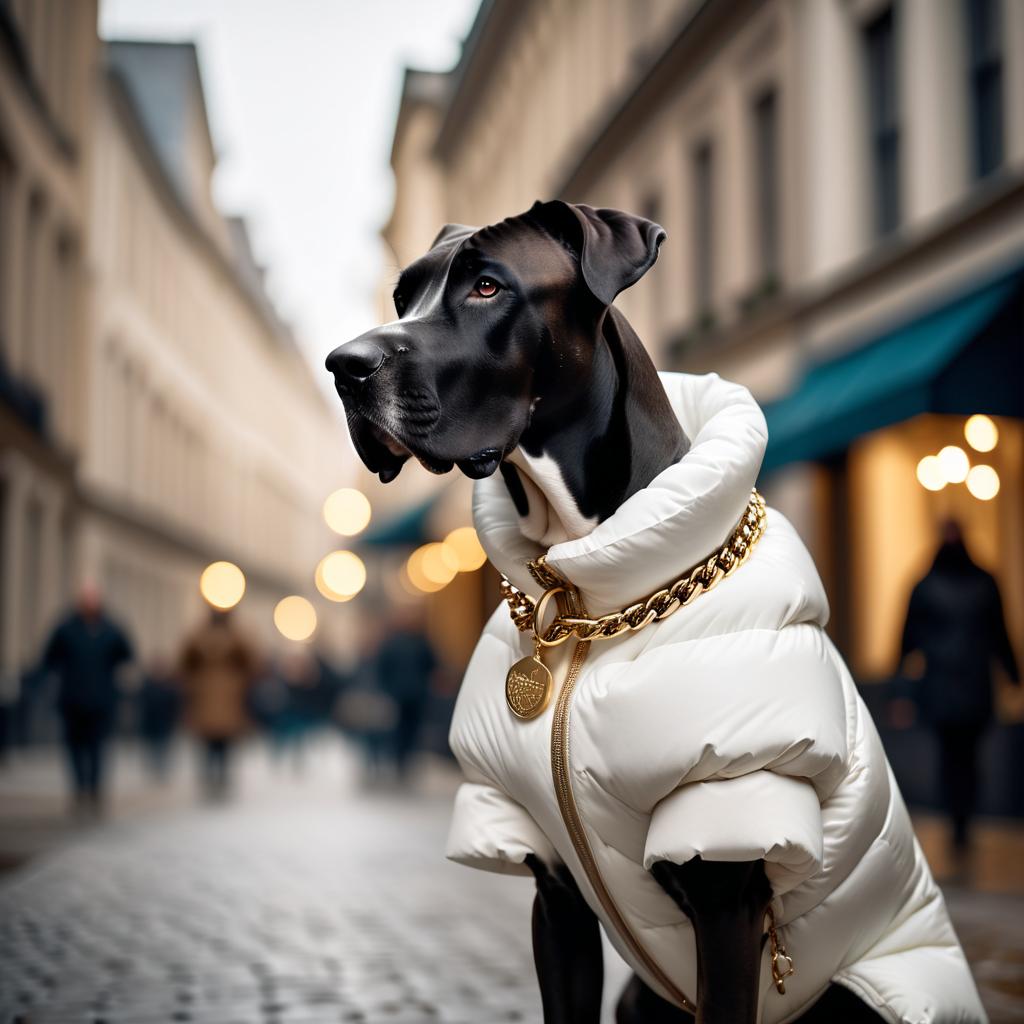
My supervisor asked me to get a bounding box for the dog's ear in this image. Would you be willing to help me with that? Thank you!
[430,223,477,249]
[529,200,666,306]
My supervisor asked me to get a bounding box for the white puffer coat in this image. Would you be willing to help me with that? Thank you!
[446,372,985,1023]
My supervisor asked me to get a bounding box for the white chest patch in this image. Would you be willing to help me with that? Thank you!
[506,449,598,546]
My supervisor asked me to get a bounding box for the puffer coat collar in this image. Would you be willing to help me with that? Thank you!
[473,372,769,616]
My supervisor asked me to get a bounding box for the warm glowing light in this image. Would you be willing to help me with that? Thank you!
[316,550,366,601]
[937,445,969,484]
[199,561,246,609]
[966,464,1000,501]
[315,561,333,601]
[315,560,348,602]
[964,414,998,453]
[915,455,946,492]
[421,542,459,585]
[273,595,317,641]
[445,526,488,572]
[405,545,449,593]
[323,488,372,537]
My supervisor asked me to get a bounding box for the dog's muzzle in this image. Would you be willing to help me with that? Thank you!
[325,339,385,393]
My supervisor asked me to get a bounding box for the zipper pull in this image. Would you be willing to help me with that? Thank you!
[767,906,795,994]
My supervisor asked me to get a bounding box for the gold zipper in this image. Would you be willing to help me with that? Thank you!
[523,499,783,1012]
[549,638,697,1013]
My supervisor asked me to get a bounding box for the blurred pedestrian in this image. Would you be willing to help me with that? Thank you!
[248,666,290,744]
[376,605,437,781]
[178,609,257,800]
[0,670,14,764]
[40,583,134,815]
[272,650,325,774]
[333,624,395,784]
[334,681,397,785]
[900,519,1020,860]
[137,656,182,782]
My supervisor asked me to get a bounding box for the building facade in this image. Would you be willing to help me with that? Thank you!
[0,0,99,715]
[0,11,345,734]
[85,41,341,661]
[383,0,1024,692]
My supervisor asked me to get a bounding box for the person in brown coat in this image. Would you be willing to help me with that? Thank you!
[179,609,258,799]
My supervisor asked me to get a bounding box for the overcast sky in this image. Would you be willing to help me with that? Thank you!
[99,0,480,392]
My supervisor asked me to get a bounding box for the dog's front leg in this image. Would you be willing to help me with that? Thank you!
[525,853,603,1023]
[651,857,771,1024]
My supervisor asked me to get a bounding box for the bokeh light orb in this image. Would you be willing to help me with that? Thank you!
[964,414,998,453]
[937,445,969,484]
[274,596,317,641]
[966,465,1000,501]
[445,526,488,572]
[915,455,946,492]
[323,488,372,537]
[315,560,344,602]
[316,550,366,601]
[405,545,448,593]
[199,561,246,610]
[421,542,459,586]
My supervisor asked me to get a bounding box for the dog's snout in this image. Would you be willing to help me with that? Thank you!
[326,339,386,387]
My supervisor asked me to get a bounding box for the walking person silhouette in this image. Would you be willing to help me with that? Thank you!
[900,519,1020,864]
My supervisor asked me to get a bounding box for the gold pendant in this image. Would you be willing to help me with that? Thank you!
[506,650,553,720]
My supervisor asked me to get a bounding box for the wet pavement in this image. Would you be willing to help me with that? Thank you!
[0,741,1021,1023]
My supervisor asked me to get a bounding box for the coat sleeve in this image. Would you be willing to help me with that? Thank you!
[40,621,66,674]
[446,782,559,877]
[643,771,823,896]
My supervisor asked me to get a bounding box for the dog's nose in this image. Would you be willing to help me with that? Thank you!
[325,339,385,387]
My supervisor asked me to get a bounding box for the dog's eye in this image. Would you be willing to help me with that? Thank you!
[393,292,406,316]
[473,277,500,298]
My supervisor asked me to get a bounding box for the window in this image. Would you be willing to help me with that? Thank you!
[642,192,663,342]
[692,141,714,320]
[642,193,661,233]
[965,0,1004,179]
[0,150,12,348]
[24,192,44,374]
[0,478,6,668]
[23,497,42,654]
[753,88,779,283]
[863,6,900,237]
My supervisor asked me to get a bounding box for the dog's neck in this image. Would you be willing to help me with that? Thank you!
[502,307,687,547]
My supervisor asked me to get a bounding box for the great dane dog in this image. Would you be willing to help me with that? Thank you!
[326,201,883,1024]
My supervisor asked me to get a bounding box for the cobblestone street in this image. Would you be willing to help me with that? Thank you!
[0,742,1022,1023]
[0,744,555,1024]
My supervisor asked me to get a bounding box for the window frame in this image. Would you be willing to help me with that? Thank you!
[964,0,1005,180]
[751,86,780,286]
[691,138,714,322]
[862,5,901,238]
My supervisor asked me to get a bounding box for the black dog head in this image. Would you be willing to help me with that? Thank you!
[325,201,665,483]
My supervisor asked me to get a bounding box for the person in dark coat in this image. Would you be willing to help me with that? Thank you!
[376,606,438,780]
[900,519,1020,854]
[41,583,134,813]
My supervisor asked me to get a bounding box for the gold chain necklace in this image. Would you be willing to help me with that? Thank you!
[501,489,766,647]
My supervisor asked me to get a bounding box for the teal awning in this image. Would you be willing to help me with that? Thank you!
[762,269,1022,472]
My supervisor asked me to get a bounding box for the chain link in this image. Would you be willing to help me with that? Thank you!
[499,490,767,646]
